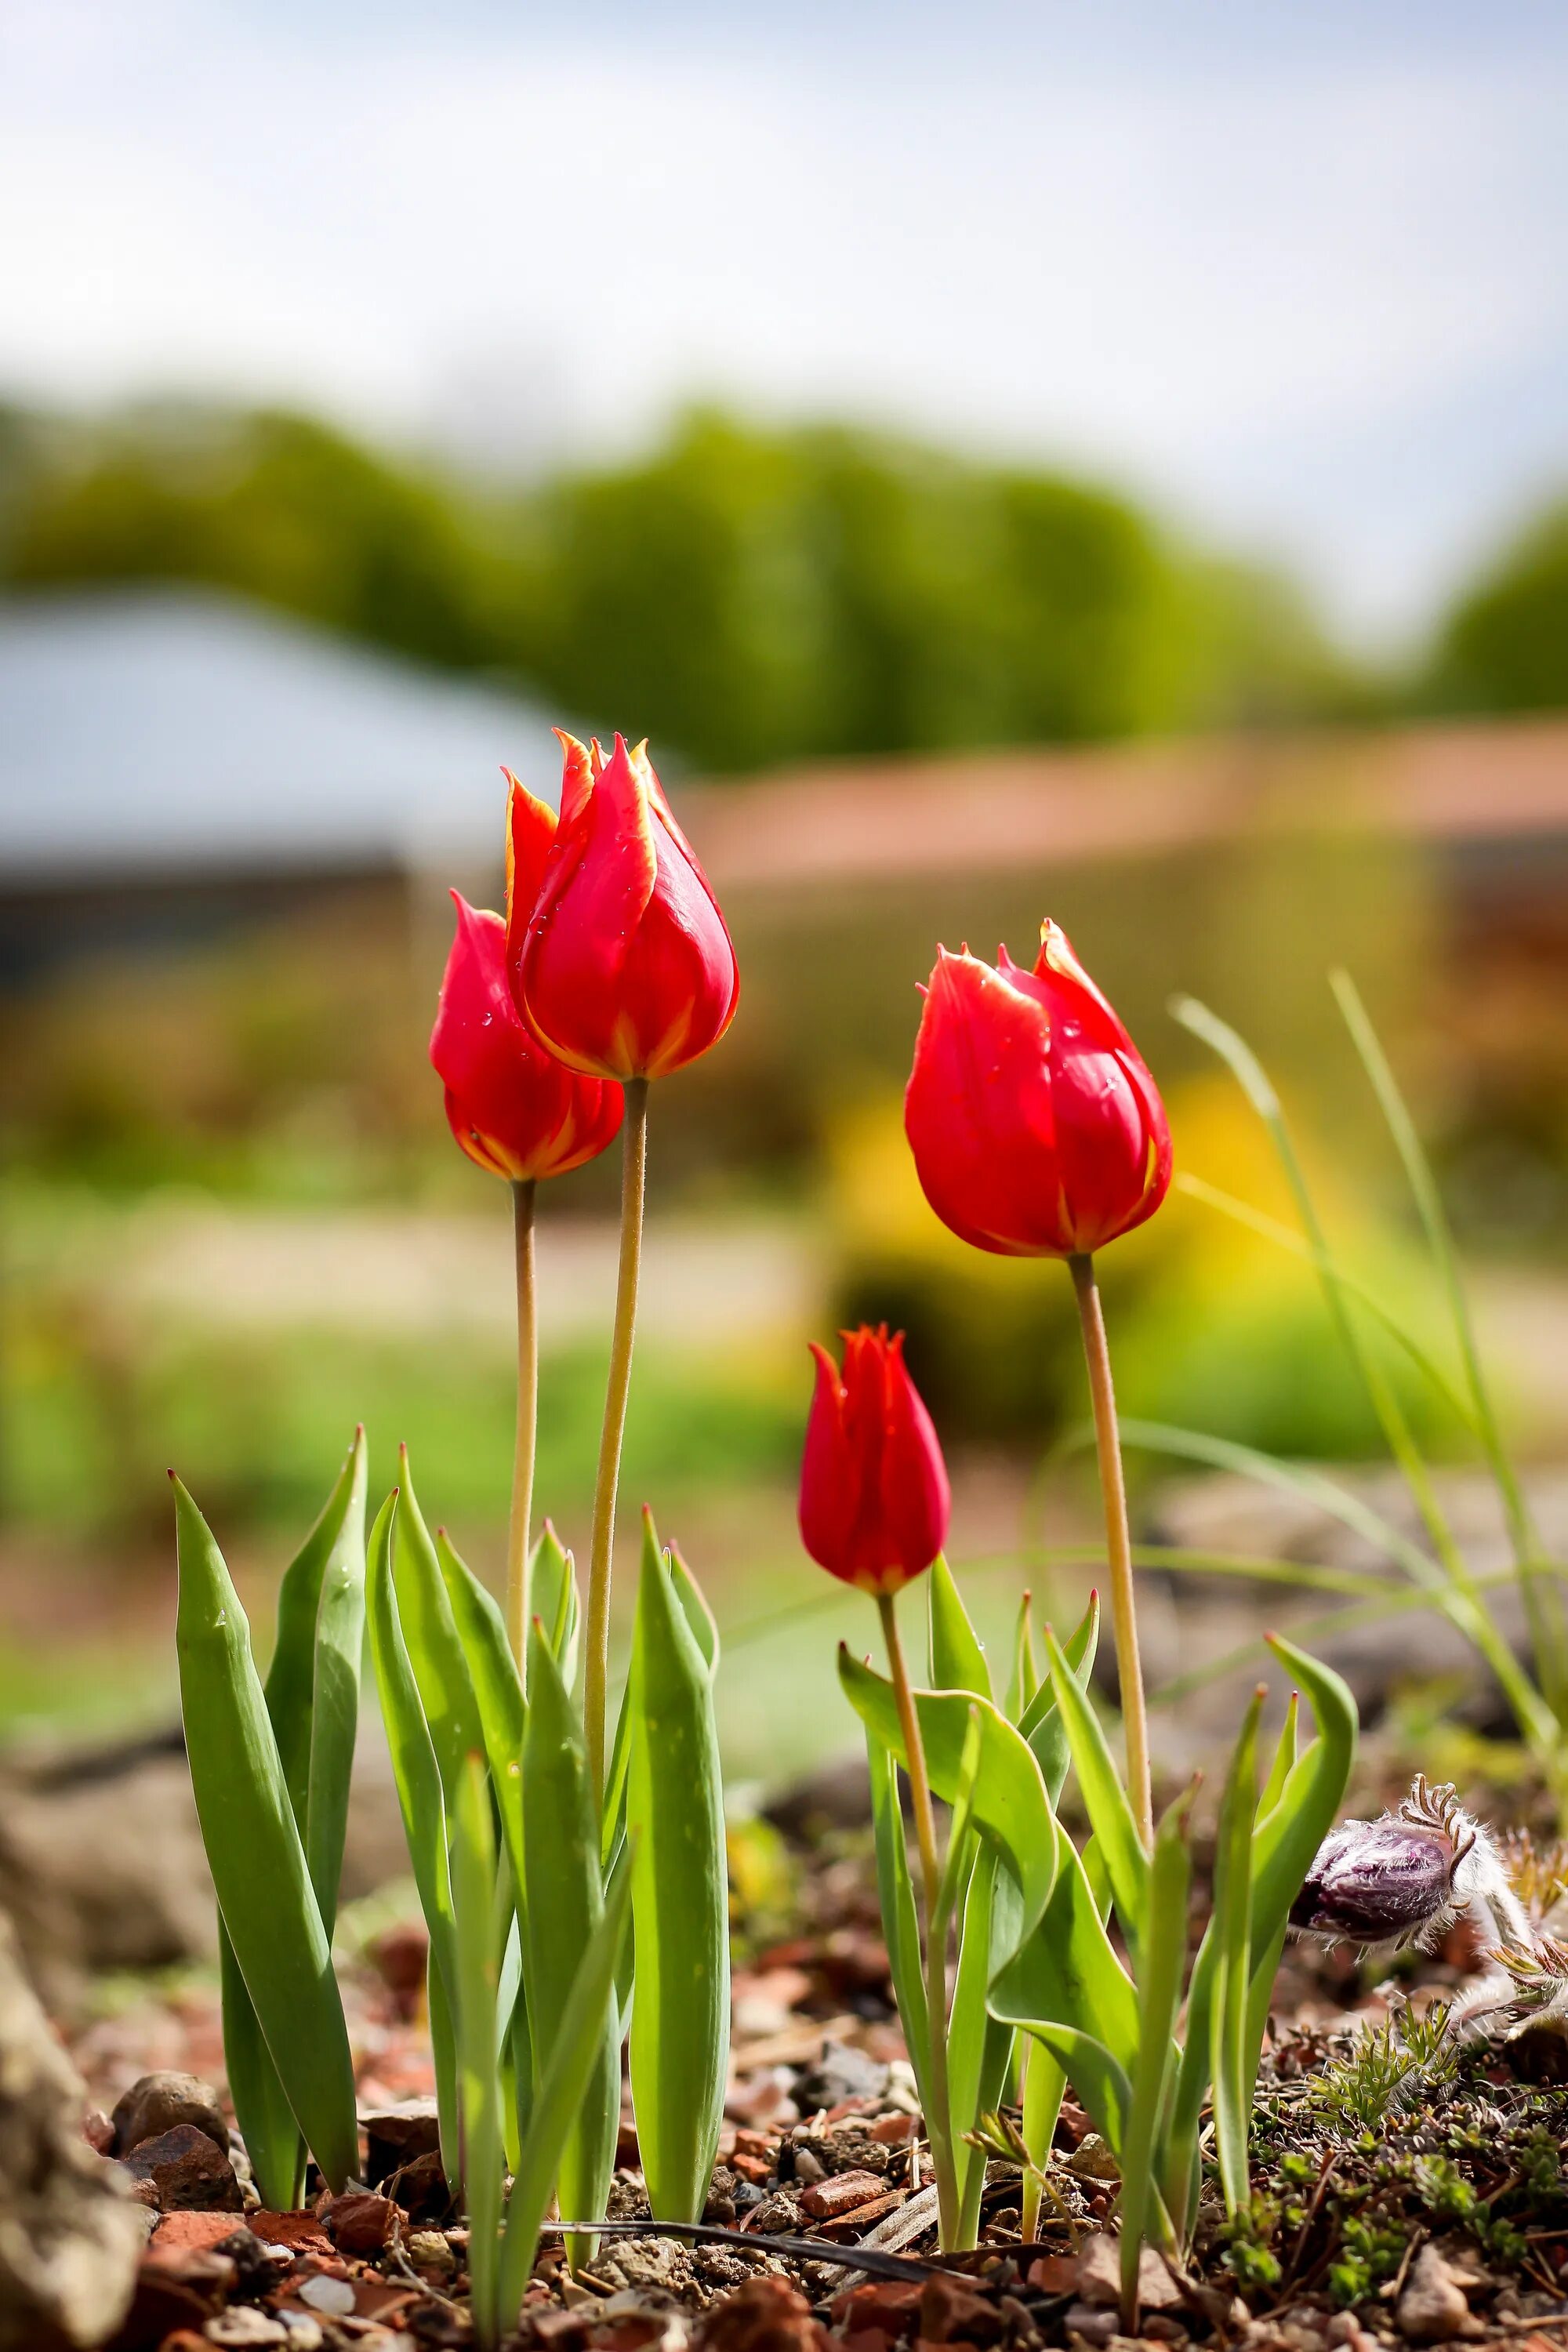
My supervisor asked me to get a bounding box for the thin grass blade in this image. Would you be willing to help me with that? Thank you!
[1331,965,1568,1712]
[1174,1171,1476,1432]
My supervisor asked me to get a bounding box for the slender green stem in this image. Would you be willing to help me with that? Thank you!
[1069,1251,1152,1847]
[506,1178,538,1669]
[585,1077,648,1808]
[877,1590,961,2251]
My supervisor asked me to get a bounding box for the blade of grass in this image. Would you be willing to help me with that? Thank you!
[1043,1541,1395,1602]
[1171,996,1529,1712]
[1331,966,1568,1714]
[1174,1171,1476,1432]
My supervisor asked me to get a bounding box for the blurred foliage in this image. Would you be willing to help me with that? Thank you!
[0,399,1374,772]
[1427,499,1568,715]
[1,1185,801,1544]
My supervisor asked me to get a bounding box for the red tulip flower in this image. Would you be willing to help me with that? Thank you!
[430,779,622,1181]
[904,920,1172,1259]
[511,732,739,1083]
[800,1326,951,1595]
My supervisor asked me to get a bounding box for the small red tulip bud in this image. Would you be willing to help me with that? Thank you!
[903,921,1171,1258]
[430,781,622,1183]
[799,1326,950,1596]
[513,732,739,1083]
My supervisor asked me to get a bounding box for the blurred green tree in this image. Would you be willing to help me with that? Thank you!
[1,397,1370,768]
[1426,499,1568,714]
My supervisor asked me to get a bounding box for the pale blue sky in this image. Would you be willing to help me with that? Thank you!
[5,0,1567,646]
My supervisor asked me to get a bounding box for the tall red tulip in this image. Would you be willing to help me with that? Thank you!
[512,732,739,1083]
[430,882,622,1183]
[905,917,1170,1846]
[904,920,1171,1258]
[433,778,623,1666]
[799,1326,950,1595]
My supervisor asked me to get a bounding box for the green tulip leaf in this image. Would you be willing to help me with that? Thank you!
[626,1514,729,2222]
[174,1477,358,2194]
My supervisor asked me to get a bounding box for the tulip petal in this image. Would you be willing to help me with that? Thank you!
[503,771,557,929]
[434,893,623,1181]
[521,734,738,1081]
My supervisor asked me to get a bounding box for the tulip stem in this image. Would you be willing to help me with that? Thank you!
[505,1178,538,1670]
[585,1076,649,1808]
[1069,1250,1152,1848]
[877,1590,962,2252]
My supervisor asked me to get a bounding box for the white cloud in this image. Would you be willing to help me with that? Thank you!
[2,0,1566,635]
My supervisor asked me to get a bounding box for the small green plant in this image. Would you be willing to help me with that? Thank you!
[838,1558,1355,2325]
[1306,2004,1458,2135]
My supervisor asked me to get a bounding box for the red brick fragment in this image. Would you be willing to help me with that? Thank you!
[152,2210,249,2253]
[120,2123,241,2213]
[918,2275,1007,2347]
[797,2167,886,2220]
[699,2274,833,2352]
[1025,2254,1079,2295]
[830,2279,924,2337]
[248,2208,334,2255]
[324,2189,397,2255]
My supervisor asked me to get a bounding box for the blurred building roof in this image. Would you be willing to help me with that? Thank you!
[684,719,1568,893]
[0,587,557,884]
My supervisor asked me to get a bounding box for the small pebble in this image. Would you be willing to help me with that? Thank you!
[294,2274,356,2317]
[405,2227,456,2277]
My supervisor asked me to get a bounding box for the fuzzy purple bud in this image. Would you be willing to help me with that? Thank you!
[1290,1817,1459,1947]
